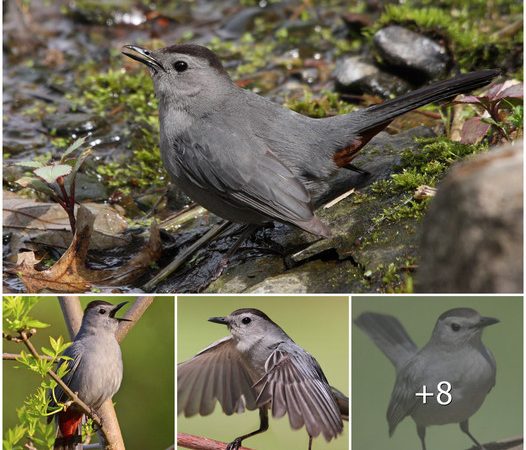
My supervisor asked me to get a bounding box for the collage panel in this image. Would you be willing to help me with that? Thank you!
[177,295,349,450]
[3,296,175,450]
[352,295,523,450]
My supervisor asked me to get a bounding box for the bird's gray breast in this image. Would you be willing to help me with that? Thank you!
[409,345,495,426]
[68,335,123,410]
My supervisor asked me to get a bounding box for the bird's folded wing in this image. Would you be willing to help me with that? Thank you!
[172,124,316,226]
[178,336,258,417]
[387,359,421,436]
[47,344,84,419]
[254,348,344,441]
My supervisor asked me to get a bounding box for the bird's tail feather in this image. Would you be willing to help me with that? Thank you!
[359,69,500,133]
[354,312,418,370]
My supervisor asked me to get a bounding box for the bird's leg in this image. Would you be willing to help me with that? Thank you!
[212,225,259,280]
[308,435,313,450]
[343,163,370,176]
[460,420,485,449]
[226,407,269,450]
[417,425,427,450]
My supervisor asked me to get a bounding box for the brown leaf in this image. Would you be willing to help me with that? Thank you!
[15,206,162,293]
[16,206,95,293]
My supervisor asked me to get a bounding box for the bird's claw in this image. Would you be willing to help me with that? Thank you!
[226,438,243,450]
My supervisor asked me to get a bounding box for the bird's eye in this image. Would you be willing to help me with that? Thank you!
[451,323,460,331]
[99,309,106,315]
[242,317,251,325]
[173,61,188,72]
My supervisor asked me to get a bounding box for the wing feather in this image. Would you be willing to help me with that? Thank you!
[254,348,344,441]
[178,336,258,417]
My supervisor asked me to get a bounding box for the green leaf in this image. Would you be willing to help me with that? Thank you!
[61,136,86,161]
[25,319,50,329]
[34,165,72,184]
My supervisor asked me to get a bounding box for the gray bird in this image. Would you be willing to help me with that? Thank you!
[49,301,130,450]
[355,308,499,450]
[122,43,498,241]
[178,308,348,449]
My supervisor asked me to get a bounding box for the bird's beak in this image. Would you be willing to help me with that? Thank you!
[208,316,229,326]
[110,302,132,321]
[121,45,165,73]
[474,316,500,329]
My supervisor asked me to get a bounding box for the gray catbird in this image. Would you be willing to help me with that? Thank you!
[178,308,348,450]
[122,43,498,240]
[49,301,130,450]
[355,307,498,450]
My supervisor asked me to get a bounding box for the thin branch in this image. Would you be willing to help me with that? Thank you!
[177,433,254,450]
[3,352,53,361]
[116,296,154,343]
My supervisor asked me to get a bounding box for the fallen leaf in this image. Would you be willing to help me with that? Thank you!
[15,205,162,293]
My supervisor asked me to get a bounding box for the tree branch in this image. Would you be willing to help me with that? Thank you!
[115,296,154,343]
[58,296,83,337]
[3,352,52,361]
[177,433,254,450]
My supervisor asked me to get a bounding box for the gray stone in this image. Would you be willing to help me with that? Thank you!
[416,141,523,293]
[333,56,411,97]
[373,25,449,80]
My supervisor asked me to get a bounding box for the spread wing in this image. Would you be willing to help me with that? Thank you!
[254,347,343,441]
[178,336,258,417]
[165,123,329,236]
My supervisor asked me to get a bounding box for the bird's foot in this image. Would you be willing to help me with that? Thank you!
[226,437,243,450]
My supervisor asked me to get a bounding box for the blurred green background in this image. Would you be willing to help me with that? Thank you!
[352,296,523,450]
[3,296,175,450]
[178,295,349,450]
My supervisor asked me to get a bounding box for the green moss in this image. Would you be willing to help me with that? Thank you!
[68,62,167,192]
[286,89,356,118]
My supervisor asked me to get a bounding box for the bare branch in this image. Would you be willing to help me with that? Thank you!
[97,402,125,450]
[3,352,53,361]
[58,296,83,338]
[177,433,254,450]
[116,296,154,343]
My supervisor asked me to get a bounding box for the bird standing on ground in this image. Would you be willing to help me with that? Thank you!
[122,43,498,240]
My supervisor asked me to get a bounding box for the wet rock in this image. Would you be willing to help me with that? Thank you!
[3,116,48,154]
[333,56,412,97]
[416,141,523,293]
[373,25,449,81]
[42,112,105,137]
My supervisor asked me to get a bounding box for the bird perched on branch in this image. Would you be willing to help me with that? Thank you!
[49,301,130,450]
[355,307,498,450]
[178,308,348,450]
